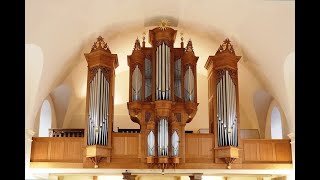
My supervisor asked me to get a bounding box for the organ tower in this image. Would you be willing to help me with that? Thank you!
[127,25,199,169]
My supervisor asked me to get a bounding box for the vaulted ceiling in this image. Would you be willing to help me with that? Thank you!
[25,0,295,133]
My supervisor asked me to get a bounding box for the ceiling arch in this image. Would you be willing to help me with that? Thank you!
[25,0,294,134]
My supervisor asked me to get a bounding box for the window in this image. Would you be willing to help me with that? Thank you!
[39,100,52,137]
[271,107,283,139]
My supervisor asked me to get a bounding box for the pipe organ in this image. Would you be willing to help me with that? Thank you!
[84,36,118,168]
[205,38,241,168]
[127,25,199,169]
[31,25,293,171]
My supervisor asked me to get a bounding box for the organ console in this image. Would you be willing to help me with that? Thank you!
[84,36,118,168]
[205,38,241,168]
[127,25,199,170]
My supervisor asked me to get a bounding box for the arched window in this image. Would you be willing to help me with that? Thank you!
[271,106,282,139]
[39,100,52,137]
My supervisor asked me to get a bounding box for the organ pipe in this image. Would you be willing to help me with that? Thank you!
[216,70,237,147]
[132,65,142,101]
[184,66,194,101]
[172,131,179,156]
[147,131,155,156]
[156,43,171,100]
[174,59,182,98]
[87,68,109,146]
[144,58,152,99]
[158,118,169,156]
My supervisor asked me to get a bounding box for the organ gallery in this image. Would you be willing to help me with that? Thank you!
[30,24,292,174]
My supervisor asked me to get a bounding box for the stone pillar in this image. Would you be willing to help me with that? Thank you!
[25,129,35,178]
[189,173,202,180]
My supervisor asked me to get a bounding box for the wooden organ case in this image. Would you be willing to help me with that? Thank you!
[205,39,241,168]
[84,36,118,168]
[127,27,199,170]
[30,30,293,171]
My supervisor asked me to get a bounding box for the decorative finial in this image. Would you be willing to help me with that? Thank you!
[180,32,184,42]
[142,32,146,48]
[186,39,194,53]
[91,36,111,53]
[216,38,235,55]
[134,37,141,51]
[158,19,170,30]
[180,32,184,48]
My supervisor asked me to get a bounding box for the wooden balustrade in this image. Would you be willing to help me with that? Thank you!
[30,137,83,162]
[30,134,292,167]
[185,134,214,163]
[111,133,140,163]
[49,128,84,137]
[242,139,292,163]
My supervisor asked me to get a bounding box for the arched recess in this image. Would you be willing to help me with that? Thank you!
[265,100,289,139]
[25,43,43,131]
[253,90,273,139]
[283,52,295,133]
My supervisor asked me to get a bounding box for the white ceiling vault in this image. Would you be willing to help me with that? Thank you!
[25,0,295,134]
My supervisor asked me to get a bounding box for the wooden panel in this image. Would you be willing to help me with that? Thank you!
[185,134,213,161]
[64,141,82,161]
[31,141,49,160]
[112,136,125,155]
[112,133,139,157]
[275,143,292,162]
[243,143,258,161]
[243,139,292,163]
[31,137,83,162]
[50,142,65,160]
[259,143,274,161]
[199,137,213,158]
[127,137,139,155]
[186,136,199,157]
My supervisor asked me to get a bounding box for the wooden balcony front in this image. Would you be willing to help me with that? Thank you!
[30,129,292,170]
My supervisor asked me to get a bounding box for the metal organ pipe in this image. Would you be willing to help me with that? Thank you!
[147,131,155,156]
[184,66,194,101]
[157,118,168,156]
[171,131,179,156]
[216,70,238,147]
[132,65,142,101]
[87,67,109,146]
[156,43,171,100]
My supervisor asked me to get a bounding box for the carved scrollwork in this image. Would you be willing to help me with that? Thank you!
[89,66,111,82]
[215,38,235,55]
[145,112,152,123]
[175,113,181,122]
[90,36,111,53]
[216,68,237,85]
[156,40,171,47]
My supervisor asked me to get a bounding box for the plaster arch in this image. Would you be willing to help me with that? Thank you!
[283,52,295,134]
[25,43,44,132]
[253,90,273,138]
